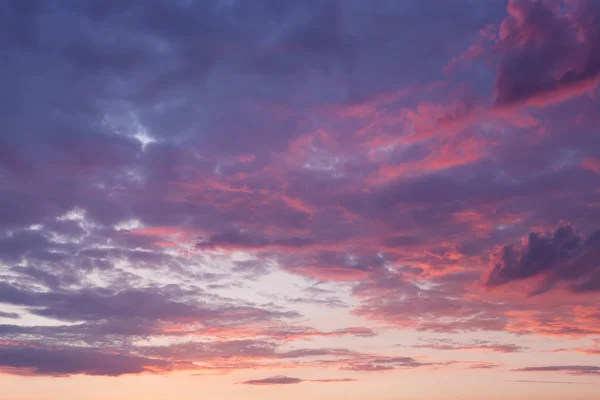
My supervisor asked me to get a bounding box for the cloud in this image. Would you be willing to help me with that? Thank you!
[352,269,510,333]
[582,157,600,174]
[196,228,314,251]
[494,0,600,108]
[284,296,348,308]
[281,250,387,281]
[413,339,526,353]
[514,365,600,376]
[340,356,424,372]
[1,0,600,390]
[0,344,175,377]
[553,339,600,356]
[256,326,376,340]
[0,281,296,324]
[0,336,367,377]
[241,376,303,385]
[240,376,357,386]
[485,224,600,294]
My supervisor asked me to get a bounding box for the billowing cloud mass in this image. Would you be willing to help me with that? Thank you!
[1,1,600,399]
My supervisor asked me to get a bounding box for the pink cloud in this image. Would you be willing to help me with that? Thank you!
[494,0,600,108]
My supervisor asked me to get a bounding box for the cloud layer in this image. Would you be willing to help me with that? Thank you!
[1,1,599,395]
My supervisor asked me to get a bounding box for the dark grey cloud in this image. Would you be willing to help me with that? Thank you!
[196,228,314,250]
[485,225,600,294]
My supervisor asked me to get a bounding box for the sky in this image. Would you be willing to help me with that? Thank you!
[1,0,600,399]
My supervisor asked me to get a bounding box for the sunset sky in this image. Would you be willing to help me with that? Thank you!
[1,1,600,399]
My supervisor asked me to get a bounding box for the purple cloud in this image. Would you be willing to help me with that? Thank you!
[0,344,174,377]
[1,3,600,397]
[485,225,600,294]
[241,376,303,385]
[494,0,600,108]
[240,376,357,385]
[514,365,600,376]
